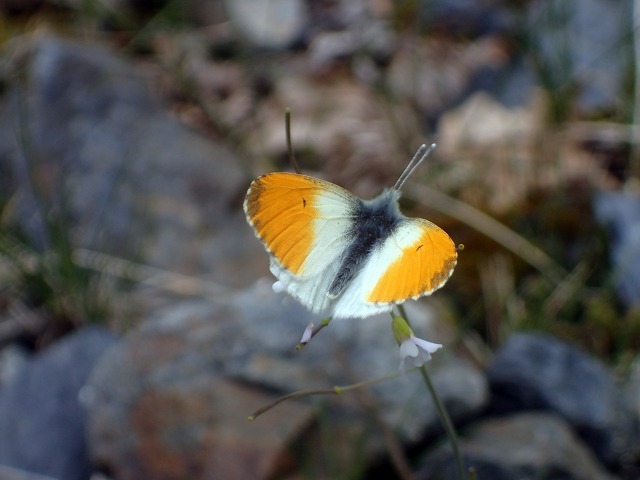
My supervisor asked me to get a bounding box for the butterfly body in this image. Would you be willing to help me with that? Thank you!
[244,168,457,319]
[328,189,402,298]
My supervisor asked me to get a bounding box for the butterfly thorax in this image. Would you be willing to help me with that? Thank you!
[327,189,404,299]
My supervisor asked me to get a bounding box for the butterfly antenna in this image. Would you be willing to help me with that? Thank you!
[285,108,301,174]
[393,143,436,191]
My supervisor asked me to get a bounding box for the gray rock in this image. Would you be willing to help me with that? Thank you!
[0,465,58,480]
[0,327,118,480]
[594,192,640,307]
[525,0,631,114]
[84,298,316,480]
[419,0,517,37]
[623,356,640,425]
[386,36,511,122]
[418,413,618,480]
[212,279,488,442]
[0,36,260,287]
[0,345,30,387]
[487,332,638,466]
[224,0,308,49]
[85,280,487,478]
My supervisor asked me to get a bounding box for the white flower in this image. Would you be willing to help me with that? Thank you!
[399,336,442,373]
[391,315,442,373]
[299,322,314,344]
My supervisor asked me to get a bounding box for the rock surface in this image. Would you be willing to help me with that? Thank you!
[85,279,488,479]
[525,0,630,114]
[418,413,617,480]
[486,332,639,466]
[594,192,640,307]
[0,36,261,287]
[0,327,118,480]
[224,0,308,50]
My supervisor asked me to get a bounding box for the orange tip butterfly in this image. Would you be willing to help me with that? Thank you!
[244,144,457,319]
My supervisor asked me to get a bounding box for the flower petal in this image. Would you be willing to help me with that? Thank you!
[399,339,419,358]
[411,349,432,366]
[398,336,443,373]
[300,322,314,344]
[412,337,442,354]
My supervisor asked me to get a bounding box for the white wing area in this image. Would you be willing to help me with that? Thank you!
[270,184,357,312]
[270,258,340,313]
[296,187,356,277]
[272,215,428,319]
[328,221,424,318]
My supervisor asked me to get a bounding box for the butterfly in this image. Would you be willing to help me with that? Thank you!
[243,144,457,319]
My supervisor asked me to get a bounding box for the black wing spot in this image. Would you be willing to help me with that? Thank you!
[416,244,423,252]
[302,197,307,208]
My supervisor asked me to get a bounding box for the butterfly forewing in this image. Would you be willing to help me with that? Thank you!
[244,172,356,278]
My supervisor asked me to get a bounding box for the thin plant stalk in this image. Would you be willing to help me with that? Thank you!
[247,370,403,420]
[285,108,301,174]
[396,304,467,480]
[404,183,566,283]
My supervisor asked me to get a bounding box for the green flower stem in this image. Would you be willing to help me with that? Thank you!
[417,365,466,480]
[247,370,402,421]
[396,304,467,480]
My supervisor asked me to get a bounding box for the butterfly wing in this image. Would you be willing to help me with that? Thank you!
[246,173,457,318]
[244,172,358,312]
[331,217,457,318]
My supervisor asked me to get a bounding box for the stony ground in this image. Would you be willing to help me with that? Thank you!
[0,1,639,479]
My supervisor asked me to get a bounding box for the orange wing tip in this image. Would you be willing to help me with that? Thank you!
[367,266,456,305]
[244,173,330,275]
[366,241,457,304]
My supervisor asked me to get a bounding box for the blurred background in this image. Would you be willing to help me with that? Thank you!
[0,0,639,479]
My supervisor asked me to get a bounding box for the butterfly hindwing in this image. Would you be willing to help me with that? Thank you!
[364,218,457,303]
[326,217,456,317]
